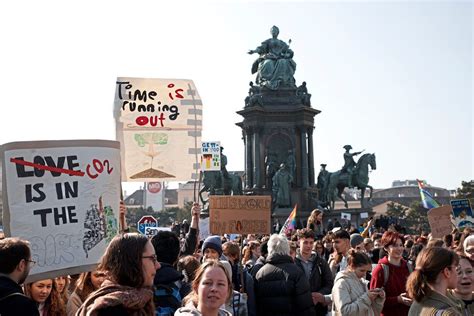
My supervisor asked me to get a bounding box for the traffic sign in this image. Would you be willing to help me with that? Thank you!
[137,215,158,235]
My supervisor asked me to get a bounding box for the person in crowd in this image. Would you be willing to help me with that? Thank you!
[322,234,334,261]
[407,243,424,268]
[255,234,315,315]
[443,233,454,249]
[350,233,366,253]
[202,235,225,261]
[307,209,324,237]
[371,233,383,264]
[447,255,473,315]
[462,235,474,266]
[407,247,464,315]
[76,233,160,315]
[177,255,201,294]
[295,228,334,315]
[150,202,201,315]
[54,275,69,304]
[313,239,326,257]
[370,231,412,316]
[24,279,66,316]
[222,241,256,316]
[332,250,385,316]
[289,240,298,260]
[0,238,39,316]
[249,240,268,279]
[175,260,233,316]
[329,230,351,276]
[427,238,445,248]
[66,270,106,316]
[364,238,374,254]
[242,240,260,268]
[403,239,414,260]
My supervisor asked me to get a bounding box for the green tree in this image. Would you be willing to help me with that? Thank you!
[406,201,429,234]
[386,201,408,218]
[455,180,474,205]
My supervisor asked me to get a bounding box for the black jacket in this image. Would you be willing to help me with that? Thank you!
[295,252,334,315]
[0,276,39,316]
[255,254,315,316]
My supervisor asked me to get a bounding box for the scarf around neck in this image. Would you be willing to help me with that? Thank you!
[76,279,154,316]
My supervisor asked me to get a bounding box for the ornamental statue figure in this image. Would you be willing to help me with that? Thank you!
[341,145,364,187]
[316,164,330,205]
[272,163,293,207]
[248,25,296,90]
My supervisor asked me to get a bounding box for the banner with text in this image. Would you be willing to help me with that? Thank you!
[114,78,202,182]
[1,140,121,282]
[209,196,271,235]
[450,199,474,229]
[427,205,454,238]
[201,141,220,171]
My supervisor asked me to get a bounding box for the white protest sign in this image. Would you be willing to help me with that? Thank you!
[201,141,220,171]
[360,212,369,219]
[1,140,121,282]
[199,217,210,241]
[341,212,351,221]
[114,78,202,182]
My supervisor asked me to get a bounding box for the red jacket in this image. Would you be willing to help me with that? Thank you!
[369,256,410,316]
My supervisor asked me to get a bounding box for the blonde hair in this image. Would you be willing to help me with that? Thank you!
[183,260,233,306]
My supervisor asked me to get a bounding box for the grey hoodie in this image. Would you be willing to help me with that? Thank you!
[174,301,232,316]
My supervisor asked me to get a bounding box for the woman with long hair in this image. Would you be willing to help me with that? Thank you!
[242,241,260,268]
[370,231,412,316]
[407,247,464,315]
[76,233,160,315]
[307,209,324,237]
[175,260,233,316]
[66,270,106,316]
[24,279,66,316]
[53,276,69,303]
[332,250,385,316]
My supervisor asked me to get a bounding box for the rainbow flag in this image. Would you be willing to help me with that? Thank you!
[280,204,297,235]
[417,179,440,209]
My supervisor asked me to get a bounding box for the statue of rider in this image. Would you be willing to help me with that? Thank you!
[341,145,363,187]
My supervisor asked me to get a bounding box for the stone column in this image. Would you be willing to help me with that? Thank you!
[253,128,261,188]
[307,127,315,187]
[245,128,253,189]
[301,128,309,188]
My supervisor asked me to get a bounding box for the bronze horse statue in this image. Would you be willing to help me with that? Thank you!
[199,171,243,207]
[327,153,376,210]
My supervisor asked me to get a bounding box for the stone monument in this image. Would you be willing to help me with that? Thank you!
[236,26,321,223]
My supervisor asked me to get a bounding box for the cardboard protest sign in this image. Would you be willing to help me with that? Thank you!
[201,141,220,171]
[1,140,121,282]
[450,199,474,229]
[114,78,202,182]
[209,196,271,235]
[427,205,454,238]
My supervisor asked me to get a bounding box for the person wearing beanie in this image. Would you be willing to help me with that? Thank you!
[202,235,223,260]
[350,233,365,252]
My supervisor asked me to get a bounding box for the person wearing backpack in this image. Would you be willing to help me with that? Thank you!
[151,202,201,315]
[370,231,413,316]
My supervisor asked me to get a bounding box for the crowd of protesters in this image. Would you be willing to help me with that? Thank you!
[1,204,473,316]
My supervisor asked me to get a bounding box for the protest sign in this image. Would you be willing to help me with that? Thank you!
[341,212,351,221]
[114,78,202,182]
[450,199,474,229]
[427,205,454,238]
[360,212,369,219]
[209,196,271,235]
[199,217,210,241]
[1,140,121,282]
[145,182,163,211]
[201,141,220,171]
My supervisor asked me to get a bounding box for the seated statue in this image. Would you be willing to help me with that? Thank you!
[296,81,311,106]
[248,25,296,90]
[244,81,263,107]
